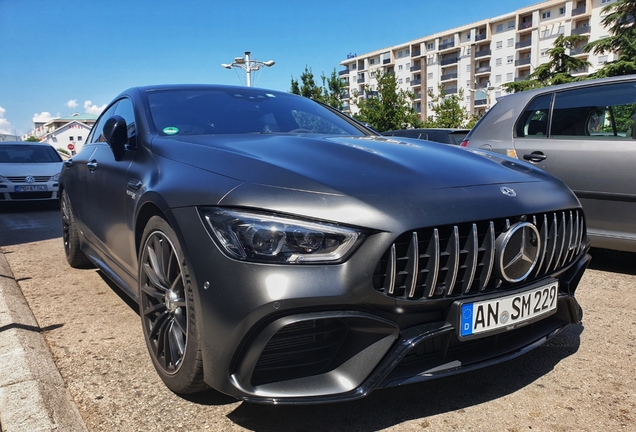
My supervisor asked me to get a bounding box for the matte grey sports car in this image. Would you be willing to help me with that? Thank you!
[60,84,590,404]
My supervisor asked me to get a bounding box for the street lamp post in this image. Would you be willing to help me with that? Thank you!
[221,52,275,87]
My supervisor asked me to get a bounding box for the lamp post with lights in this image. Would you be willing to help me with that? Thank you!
[221,52,275,87]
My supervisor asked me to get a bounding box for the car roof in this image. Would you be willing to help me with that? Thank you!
[0,141,52,146]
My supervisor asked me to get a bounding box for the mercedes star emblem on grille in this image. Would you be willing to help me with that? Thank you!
[495,222,541,283]
[500,186,516,197]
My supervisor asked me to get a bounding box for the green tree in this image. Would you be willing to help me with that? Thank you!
[423,85,474,128]
[501,34,590,93]
[320,69,347,110]
[585,0,636,77]
[352,71,422,132]
[24,136,40,142]
[290,66,322,100]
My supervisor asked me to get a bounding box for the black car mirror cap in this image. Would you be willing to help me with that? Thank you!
[103,115,128,161]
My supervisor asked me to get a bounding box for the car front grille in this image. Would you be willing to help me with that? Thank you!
[373,209,585,300]
[6,176,51,183]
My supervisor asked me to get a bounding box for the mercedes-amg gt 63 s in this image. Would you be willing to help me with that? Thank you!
[60,85,590,404]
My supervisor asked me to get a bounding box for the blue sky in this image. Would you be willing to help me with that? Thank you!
[0,0,540,135]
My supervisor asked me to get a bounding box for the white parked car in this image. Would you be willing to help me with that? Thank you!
[0,141,63,202]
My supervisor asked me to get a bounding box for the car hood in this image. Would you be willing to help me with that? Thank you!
[0,162,62,176]
[152,134,555,195]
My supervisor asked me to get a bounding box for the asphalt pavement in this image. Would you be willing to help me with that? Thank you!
[0,249,87,431]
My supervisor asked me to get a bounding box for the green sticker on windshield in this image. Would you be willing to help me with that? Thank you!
[163,127,179,135]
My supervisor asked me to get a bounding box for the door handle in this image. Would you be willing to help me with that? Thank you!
[523,152,547,162]
[87,160,97,172]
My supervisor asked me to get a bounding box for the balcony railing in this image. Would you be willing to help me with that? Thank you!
[475,48,492,58]
[475,33,487,41]
[410,64,422,72]
[439,41,455,50]
[414,93,422,100]
[444,87,458,94]
[410,79,422,86]
[475,66,492,74]
[571,66,589,75]
[383,58,391,64]
[572,25,590,35]
[441,72,458,81]
[572,6,586,16]
[516,39,532,49]
[411,50,421,57]
[440,56,459,66]
[570,47,586,55]
[515,75,530,82]
[342,92,350,99]
[339,69,349,76]
[515,57,531,66]
[519,20,533,30]
[357,77,365,83]
[474,98,487,106]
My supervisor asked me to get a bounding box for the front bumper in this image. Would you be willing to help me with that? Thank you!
[171,206,590,404]
[0,180,59,201]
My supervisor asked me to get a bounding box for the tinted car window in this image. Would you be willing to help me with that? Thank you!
[516,94,552,138]
[89,102,119,143]
[0,144,62,163]
[147,89,365,136]
[551,82,636,139]
[114,98,136,139]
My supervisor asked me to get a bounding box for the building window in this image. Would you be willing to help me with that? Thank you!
[541,49,549,57]
[601,0,612,3]
[69,136,74,141]
[495,74,502,83]
[428,86,434,93]
[398,78,403,84]
[351,64,356,70]
[466,47,471,55]
[508,20,515,29]
[598,55,608,65]
[559,6,566,14]
[466,80,471,87]
[542,11,551,19]
[398,65,403,71]
[467,33,471,40]
[496,23,503,33]
[506,72,513,81]
[507,55,513,64]
[496,41,503,49]
[370,58,375,65]
[507,38,514,47]
[427,72,434,80]
[77,136,82,141]
[496,58,502,66]
[427,42,434,50]
[466,64,471,71]
[406,63,410,69]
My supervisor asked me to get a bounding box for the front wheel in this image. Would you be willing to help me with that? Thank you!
[138,216,207,394]
[61,189,93,268]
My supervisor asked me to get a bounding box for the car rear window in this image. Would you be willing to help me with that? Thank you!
[0,145,62,163]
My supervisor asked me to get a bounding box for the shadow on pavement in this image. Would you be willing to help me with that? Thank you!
[587,247,636,275]
[0,201,61,246]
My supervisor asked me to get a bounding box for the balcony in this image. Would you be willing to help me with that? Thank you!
[515,57,531,67]
[475,48,492,58]
[357,77,365,84]
[572,25,590,35]
[572,6,586,16]
[414,92,422,100]
[410,79,422,86]
[519,20,533,30]
[410,64,422,72]
[415,106,422,113]
[475,66,492,74]
[475,33,488,41]
[383,58,391,64]
[412,50,421,57]
[570,47,587,55]
[342,92,350,99]
[516,39,532,49]
[338,69,349,76]
[515,75,530,82]
[444,86,458,94]
[440,56,459,66]
[571,66,589,75]
[475,98,487,106]
[439,41,455,50]
[441,72,458,81]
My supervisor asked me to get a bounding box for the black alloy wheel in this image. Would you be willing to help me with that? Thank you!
[60,189,93,268]
[139,216,206,393]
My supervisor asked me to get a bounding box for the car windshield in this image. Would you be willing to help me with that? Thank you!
[0,144,62,163]
[147,88,367,136]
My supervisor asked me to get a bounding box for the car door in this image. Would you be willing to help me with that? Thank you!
[81,98,139,279]
[513,82,636,248]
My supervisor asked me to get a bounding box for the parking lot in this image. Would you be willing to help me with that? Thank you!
[1,204,635,431]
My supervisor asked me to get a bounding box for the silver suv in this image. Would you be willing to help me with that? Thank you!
[462,75,636,252]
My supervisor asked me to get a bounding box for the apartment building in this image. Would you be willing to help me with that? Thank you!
[339,0,616,120]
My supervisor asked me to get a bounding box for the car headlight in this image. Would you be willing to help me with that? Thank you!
[51,173,60,181]
[199,207,366,264]
[0,175,6,183]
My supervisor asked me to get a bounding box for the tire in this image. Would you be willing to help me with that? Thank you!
[138,216,207,394]
[61,189,94,268]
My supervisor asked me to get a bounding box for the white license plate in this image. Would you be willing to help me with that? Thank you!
[459,282,558,338]
[15,185,48,192]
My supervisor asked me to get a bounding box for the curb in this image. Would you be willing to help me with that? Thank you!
[0,250,88,432]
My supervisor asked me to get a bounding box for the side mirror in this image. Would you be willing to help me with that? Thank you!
[103,115,128,161]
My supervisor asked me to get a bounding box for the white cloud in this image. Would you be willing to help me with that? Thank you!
[33,111,55,122]
[67,99,78,109]
[84,100,106,115]
[0,106,12,134]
